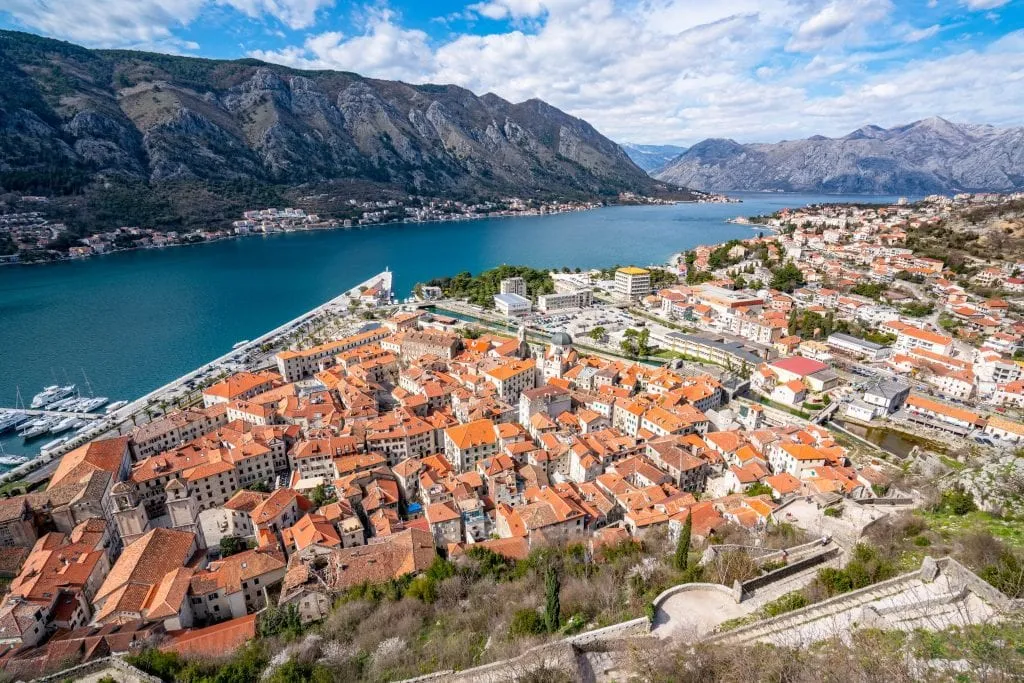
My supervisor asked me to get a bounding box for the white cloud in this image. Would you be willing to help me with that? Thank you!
[0,0,333,49]
[902,24,941,43]
[218,0,335,29]
[2,0,207,49]
[786,0,893,52]
[960,0,1009,9]
[250,8,434,80]
[468,0,547,20]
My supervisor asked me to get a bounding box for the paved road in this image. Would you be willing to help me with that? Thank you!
[652,588,752,641]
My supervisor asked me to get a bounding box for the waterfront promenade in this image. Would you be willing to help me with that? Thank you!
[0,270,393,486]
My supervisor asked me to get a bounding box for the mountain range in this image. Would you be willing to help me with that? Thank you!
[0,30,677,230]
[654,118,1024,194]
[619,143,688,173]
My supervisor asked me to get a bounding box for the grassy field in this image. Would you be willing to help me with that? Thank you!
[920,509,1024,549]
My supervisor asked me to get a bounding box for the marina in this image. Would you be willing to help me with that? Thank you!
[0,269,393,482]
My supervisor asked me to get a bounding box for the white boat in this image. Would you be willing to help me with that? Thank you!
[48,397,79,411]
[21,417,59,439]
[60,398,91,412]
[105,401,129,413]
[233,339,251,349]
[78,397,109,412]
[75,421,98,436]
[0,455,29,466]
[31,385,76,409]
[40,437,70,456]
[50,417,84,434]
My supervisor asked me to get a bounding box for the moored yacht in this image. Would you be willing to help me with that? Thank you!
[49,416,84,434]
[78,396,109,412]
[0,411,31,434]
[30,385,76,409]
[21,417,59,439]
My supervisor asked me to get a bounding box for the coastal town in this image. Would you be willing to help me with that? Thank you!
[0,192,1022,681]
[0,190,732,265]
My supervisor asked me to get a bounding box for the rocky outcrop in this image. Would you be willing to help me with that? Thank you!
[0,30,668,199]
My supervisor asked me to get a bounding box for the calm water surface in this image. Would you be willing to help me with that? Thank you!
[0,192,904,455]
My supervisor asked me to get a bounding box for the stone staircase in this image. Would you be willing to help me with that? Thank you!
[706,557,1012,648]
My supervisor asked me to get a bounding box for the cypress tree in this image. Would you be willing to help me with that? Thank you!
[544,565,561,633]
[674,512,693,572]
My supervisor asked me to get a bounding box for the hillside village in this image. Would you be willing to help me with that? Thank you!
[0,193,1021,680]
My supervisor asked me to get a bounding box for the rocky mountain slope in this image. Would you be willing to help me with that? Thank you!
[0,30,673,209]
[655,118,1024,194]
[620,143,688,173]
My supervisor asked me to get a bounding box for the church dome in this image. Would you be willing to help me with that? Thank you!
[550,331,573,347]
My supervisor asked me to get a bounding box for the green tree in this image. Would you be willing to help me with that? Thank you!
[257,603,303,638]
[851,282,886,300]
[587,326,606,341]
[544,565,561,633]
[673,512,692,571]
[309,483,334,508]
[219,536,247,557]
[771,261,806,293]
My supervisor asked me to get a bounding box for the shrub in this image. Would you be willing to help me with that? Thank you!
[760,590,809,617]
[744,482,773,498]
[936,485,977,516]
[705,550,759,586]
[979,550,1024,598]
[509,608,546,638]
[824,506,842,518]
[124,648,185,681]
[815,543,896,597]
[258,603,303,639]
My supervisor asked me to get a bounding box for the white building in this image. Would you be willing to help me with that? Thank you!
[537,289,593,312]
[894,326,954,356]
[614,267,651,301]
[493,293,531,317]
[827,333,890,361]
[500,277,527,297]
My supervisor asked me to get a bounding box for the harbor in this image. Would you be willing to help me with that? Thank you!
[0,270,394,486]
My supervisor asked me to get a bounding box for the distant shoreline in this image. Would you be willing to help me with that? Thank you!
[1,197,739,269]
[0,203,601,268]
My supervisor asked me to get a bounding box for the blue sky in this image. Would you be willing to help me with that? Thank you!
[2,1,1022,145]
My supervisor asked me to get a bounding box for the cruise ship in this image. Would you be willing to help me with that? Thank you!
[30,385,76,409]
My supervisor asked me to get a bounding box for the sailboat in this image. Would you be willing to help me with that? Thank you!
[79,369,109,412]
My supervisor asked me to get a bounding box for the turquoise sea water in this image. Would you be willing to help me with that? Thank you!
[0,192,904,456]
